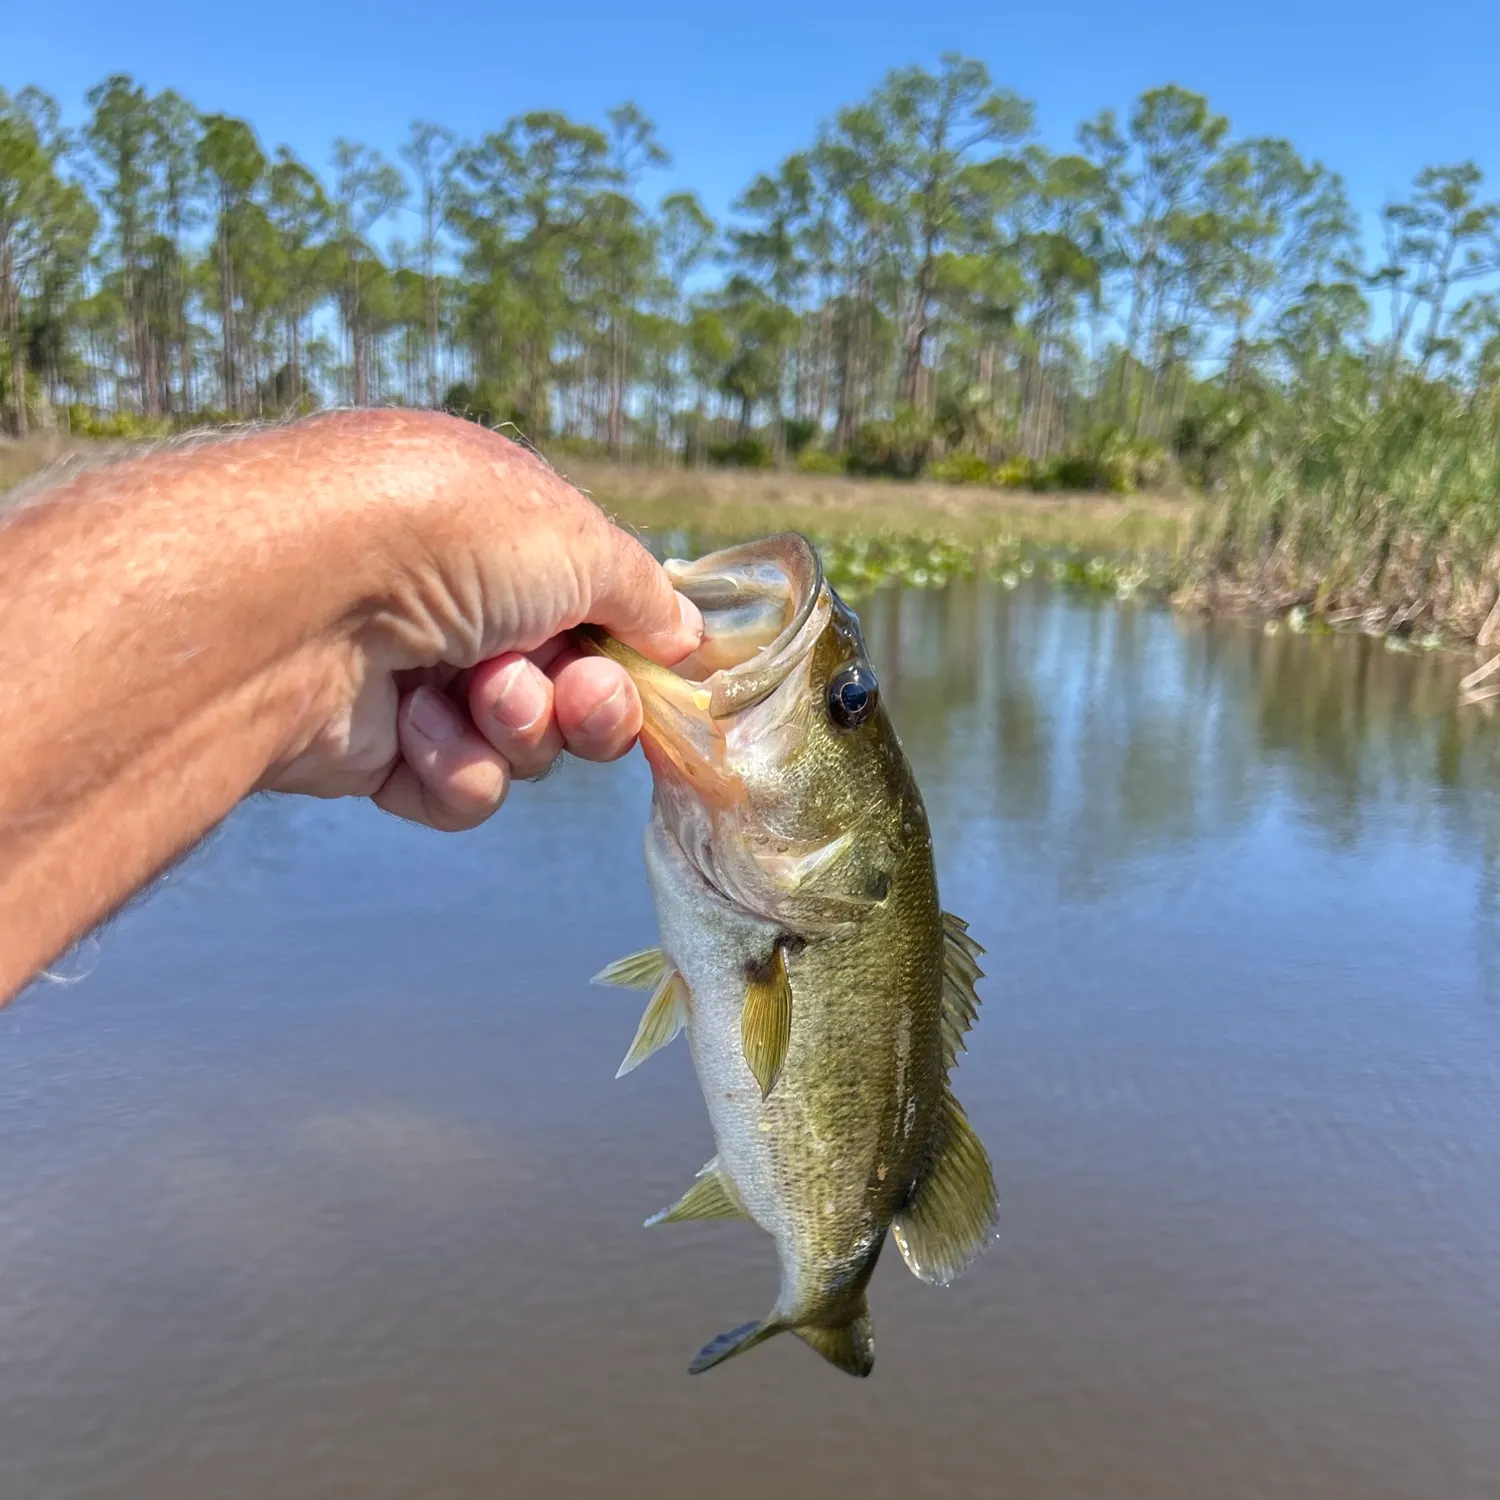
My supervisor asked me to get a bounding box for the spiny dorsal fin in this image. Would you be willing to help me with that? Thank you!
[741,943,793,1098]
[793,1307,874,1377]
[891,1090,997,1286]
[615,969,689,1078]
[645,1157,746,1226]
[591,946,669,990]
[940,912,985,1071]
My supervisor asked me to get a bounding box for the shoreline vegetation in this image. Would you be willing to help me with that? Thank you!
[561,455,1500,699]
[4,56,1499,696]
[6,428,1498,708]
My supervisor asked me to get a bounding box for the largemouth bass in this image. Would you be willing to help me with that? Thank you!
[584,532,995,1377]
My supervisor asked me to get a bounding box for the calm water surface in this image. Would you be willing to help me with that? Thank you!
[5,580,1500,1499]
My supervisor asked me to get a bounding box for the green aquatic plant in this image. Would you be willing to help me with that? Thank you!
[810,530,991,599]
[641,518,1178,618]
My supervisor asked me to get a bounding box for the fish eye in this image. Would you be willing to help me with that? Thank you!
[827,663,878,731]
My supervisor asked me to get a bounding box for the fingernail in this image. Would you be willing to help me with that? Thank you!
[677,592,704,642]
[491,658,547,732]
[578,681,629,738]
[408,686,461,742]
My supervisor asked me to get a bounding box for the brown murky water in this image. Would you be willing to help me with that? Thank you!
[5,580,1500,1499]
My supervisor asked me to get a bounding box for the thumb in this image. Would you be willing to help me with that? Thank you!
[584,522,704,665]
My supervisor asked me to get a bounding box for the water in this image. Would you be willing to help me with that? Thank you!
[4,580,1500,1499]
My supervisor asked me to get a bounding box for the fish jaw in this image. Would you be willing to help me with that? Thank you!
[579,598,846,929]
[575,626,745,812]
[575,533,830,822]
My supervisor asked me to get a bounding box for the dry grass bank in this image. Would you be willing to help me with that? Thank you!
[556,457,1196,554]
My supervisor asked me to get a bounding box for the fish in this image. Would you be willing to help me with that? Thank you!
[582,532,995,1378]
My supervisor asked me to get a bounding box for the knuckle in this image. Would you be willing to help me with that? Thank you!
[451,761,510,818]
[424,787,491,832]
[408,746,510,829]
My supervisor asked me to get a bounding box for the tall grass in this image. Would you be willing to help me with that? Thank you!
[1191,369,1500,640]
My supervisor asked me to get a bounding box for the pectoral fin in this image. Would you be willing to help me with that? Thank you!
[592,947,670,990]
[891,1090,997,1286]
[741,943,793,1098]
[940,913,985,1071]
[616,970,689,1077]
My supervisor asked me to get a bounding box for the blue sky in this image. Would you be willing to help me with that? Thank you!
[6,0,1498,240]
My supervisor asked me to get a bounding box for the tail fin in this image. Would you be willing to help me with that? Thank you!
[794,1306,874,1377]
[687,1300,874,1378]
[688,1319,781,1374]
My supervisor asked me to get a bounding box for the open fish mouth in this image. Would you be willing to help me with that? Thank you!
[578,533,828,803]
[662,534,823,696]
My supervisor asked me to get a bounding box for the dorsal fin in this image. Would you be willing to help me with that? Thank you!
[940,912,985,1071]
[891,1090,997,1286]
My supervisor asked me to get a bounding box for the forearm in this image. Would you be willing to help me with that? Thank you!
[0,410,495,1003]
[0,647,319,1003]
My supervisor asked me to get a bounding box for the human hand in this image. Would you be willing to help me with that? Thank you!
[258,410,702,830]
[1,407,701,1002]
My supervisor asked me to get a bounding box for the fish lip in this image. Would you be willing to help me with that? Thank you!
[577,532,822,700]
[679,534,825,719]
[576,534,827,798]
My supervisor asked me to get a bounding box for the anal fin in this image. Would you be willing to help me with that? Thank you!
[645,1157,746,1226]
[742,943,793,1098]
[891,1090,997,1286]
[615,969,689,1078]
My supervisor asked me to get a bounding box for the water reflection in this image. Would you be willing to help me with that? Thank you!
[3,580,1500,1500]
[864,580,1492,873]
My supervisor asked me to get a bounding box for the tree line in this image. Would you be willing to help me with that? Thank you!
[2,56,1498,495]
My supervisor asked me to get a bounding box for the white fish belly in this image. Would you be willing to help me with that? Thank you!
[642,811,798,1257]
